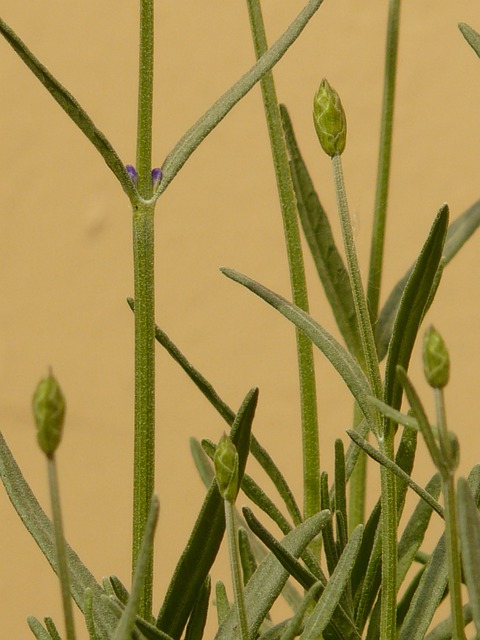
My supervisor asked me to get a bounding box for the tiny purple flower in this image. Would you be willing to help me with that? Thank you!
[151,167,163,188]
[126,164,138,184]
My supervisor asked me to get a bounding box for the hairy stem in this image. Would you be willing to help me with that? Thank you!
[132,0,156,619]
[47,455,76,640]
[225,501,249,640]
[246,0,320,521]
[435,389,465,640]
[367,0,402,322]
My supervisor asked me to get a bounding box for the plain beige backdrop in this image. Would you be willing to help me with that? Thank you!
[1,1,480,637]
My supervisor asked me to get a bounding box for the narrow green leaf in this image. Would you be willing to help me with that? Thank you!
[221,267,375,430]
[131,298,302,528]
[346,429,443,517]
[280,105,362,359]
[239,528,258,585]
[321,472,339,576]
[215,581,231,627]
[278,583,323,640]
[367,396,419,431]
[84,588,99,640]
[114,495,160,640]
[334,440,348,538]
[108,576,131,608]
[397,474,442,588]
[0,431,118,636]
[425,604,473,640]
[459,22,480,58]
[457,477,480,636]
[395,566,425,630]
[44,618,62,640]
[0,18,137,203]
[351,501,381,602]
[301,526,363,640]
[214,510,331,640]
[383,205,449,413]
[27,617,53,640]
[185,576,211,640]
[398,533,448,640]
[103,597,174,640]
[377,199,480,360]
[156,388,258,638]
[243,506,326,591]
[155,0,324,197]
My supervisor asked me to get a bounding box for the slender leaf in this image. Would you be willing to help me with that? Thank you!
[278,583,323,640]
[0,18,137,202]
[334,440,348,538]
[185,576,211,640]
[397,474,442,588]
[395,566,425,631]
[0,431,118,636]
[156,388,258,638]
[383,205,449,414]
[398,534,448,640]
[214,511,331,640]
[155,0,324,198]
[346,429,443,517]
[377,199,480,359]
[425,604,473,640]
[114,496,160,640]
[221,267,375,430]
[44,618,62,640]
[239,528,258,585]
[280,105,362,359]
[108,576,130,607]
[84,588,99,640]
[27,617,53,640]
[457,477,480,636]
[368,396,419,431]
[301,526,363,640]
[459,22,480,58]
[131,298,303,528]
[215,581,230,627]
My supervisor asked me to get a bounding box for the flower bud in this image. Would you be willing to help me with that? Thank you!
[423,325,450,388]
[313,78,347,157]
[214,433,239,503]
[32,370,66,456]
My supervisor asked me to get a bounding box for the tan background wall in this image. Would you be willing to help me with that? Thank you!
[1,1,479,637]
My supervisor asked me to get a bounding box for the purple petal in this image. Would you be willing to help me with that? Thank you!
[126,165,138,184]
[151,167,163,188]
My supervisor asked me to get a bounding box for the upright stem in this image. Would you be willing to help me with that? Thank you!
[47,455,76,640]
[435,389,465,640]
[331,154,397,638]
[367,0,402,322]
[246,0,320,521]
[136,0,155,200]
[132,0,156,618]
[225,501,249,640]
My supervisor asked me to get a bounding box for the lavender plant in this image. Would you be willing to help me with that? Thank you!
[1,2,480,639]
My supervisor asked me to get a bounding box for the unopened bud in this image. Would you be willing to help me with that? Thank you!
[423,326,450,388]
[32,370,66,456]
[313,78,347,157]
[214,434,239,503]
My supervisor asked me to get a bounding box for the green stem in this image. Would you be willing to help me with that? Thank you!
[132,0,156,619]
[225,501,249,640]
[367,0,402,322]
[348,403,367,530]
[246,0,320,521]
[47,455,76,640]
[132,202,156,619]
[331,155,383,405]
[331,154,397,637]
[435,389,465,640]
[136,0,155,199]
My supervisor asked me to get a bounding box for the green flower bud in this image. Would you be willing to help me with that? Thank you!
[32,370,66,456]
[423,325,450,388]
[214,433,239,503]
[313,78,347,157]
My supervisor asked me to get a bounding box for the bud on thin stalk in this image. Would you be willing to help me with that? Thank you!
[423,325,450,389]
[313,78,347,157]
[32,369,66,457]
[214,434,239,503]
